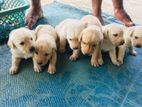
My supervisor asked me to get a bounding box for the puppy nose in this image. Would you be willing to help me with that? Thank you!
[136,44,141,48]
[38,62,42,65]
[30,47,35,52]
[73,47,78,50]
[120,40,125,45]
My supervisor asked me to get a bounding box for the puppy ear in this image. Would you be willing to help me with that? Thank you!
[7,39,16,49]
[78,31,83,42]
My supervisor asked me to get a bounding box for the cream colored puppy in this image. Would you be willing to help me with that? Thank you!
[8,28,36,74]
[33,25,58,74]
[79,15,103,67]
[81,15,102,28]
[102,23,125,66]
[118,26,142,64]
[55,19,86,61]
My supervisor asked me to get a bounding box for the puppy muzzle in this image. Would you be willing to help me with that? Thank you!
[82,50,92,55]
[38,62,43,65]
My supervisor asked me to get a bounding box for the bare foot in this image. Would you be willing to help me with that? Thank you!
[114,9,135,27]
[25,8,43,29]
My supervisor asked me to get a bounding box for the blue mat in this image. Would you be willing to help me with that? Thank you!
[0,2,142,107]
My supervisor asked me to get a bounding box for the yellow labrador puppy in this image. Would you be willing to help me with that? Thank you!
[79,15,104,67]
[55,19,86,61]
[118,26,142,64]
[8,28,35,74]
[102,23,125,66]
[33,25,58,74]
[81,15,102,28]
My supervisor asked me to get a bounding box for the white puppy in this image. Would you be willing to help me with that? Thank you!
[55,19,86,61]
[33,25,58,74]
[79,15,104,67]
[102,23,125,66]
[81,15,102,28]
[8,27,36,74]
[118,26,142,64]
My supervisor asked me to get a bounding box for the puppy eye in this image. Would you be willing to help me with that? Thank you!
[93,44,96,47]
[45,53,49,56]
[69,38,72,41]
[35,50,38,55]
[31,38,33,40]
[82,41,86,45]
[20,42,24,45]
[113,34,118,37]
[135,36,138,39]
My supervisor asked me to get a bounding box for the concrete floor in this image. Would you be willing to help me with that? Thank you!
[38,0,142,24]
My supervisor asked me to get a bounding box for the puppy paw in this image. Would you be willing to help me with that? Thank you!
[9,66,18,75]
[69,54,78,61]
[34,65,42,73]
[59,47,65,53]
[91,59,99,67]
[98,58,104,66]
[48,65,56,74]
[112,60,120,66]
[129,50,137,56]
[117,58,123,65]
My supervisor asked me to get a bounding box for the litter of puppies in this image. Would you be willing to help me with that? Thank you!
[8,15,142,74]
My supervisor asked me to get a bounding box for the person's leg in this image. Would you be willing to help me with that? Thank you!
[25,0,43,29]
[92,0,104,25]
[112,0,135,27]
